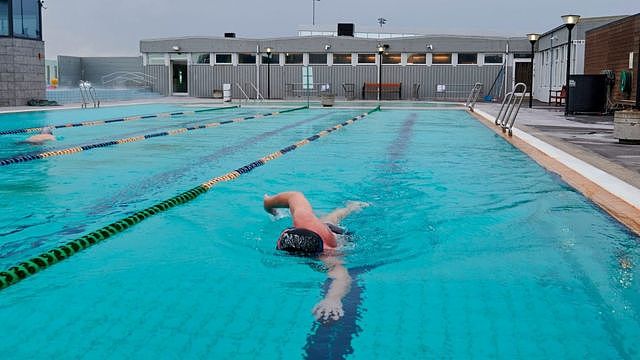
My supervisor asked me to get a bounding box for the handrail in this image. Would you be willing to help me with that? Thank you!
[79,81,100,108]
[249,82,265,101]
[465,82,483,111]
[494,82,527,136]
[102,72,156,87]
[235,82,250,103]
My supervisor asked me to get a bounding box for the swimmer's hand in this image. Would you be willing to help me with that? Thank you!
[345,200,370,211]
[263,194,278,216]
[312,297,344,321]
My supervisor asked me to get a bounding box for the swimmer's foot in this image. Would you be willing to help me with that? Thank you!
[345,201,370,212]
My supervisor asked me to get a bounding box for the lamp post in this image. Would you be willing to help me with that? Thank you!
[562,14,580,116]
[527,33,540,108]
[377,44,385,102]
[312,0,320,26]
[266,47,272,99]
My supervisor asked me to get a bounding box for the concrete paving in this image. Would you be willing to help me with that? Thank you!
[475,102,640,190]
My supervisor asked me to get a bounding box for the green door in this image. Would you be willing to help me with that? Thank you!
[172,62,188,94]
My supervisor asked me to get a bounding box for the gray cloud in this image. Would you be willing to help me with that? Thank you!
[43,0,637,58]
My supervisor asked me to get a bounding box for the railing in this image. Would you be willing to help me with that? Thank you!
[79,81,100,108]
[465,83,483,111]
[102,72,156,88]
[434,83,483,101]
[249,82,265,102]
[285,83,331,98]
[235,82,251,103]
[494,82,527,136]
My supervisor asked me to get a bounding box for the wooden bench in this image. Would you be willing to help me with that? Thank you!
[362,83,402,100]
[549,85,566,106]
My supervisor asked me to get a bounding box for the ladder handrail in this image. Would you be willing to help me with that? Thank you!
[235,82,251,102]
[79,81,100,108]
[465,82,483,111]
[495,82,526,136]
[249,82,265,101]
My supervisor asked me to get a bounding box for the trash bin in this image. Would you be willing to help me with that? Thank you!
[223,84,232,102]
[321,93,335,107]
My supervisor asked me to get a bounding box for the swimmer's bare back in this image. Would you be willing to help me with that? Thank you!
[23,134,56,145]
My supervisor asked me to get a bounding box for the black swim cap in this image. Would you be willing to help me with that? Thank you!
[277,227,323,255]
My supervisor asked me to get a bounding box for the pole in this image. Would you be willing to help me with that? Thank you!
[378,53,382,102]
[529,41,535,108]
[564,24,574,116]
[267,54,271,100]
[312,0,316,26]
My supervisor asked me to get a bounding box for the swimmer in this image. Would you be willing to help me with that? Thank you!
[24,126,56,145]
[263,191,368,320]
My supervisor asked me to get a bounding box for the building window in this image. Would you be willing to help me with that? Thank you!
[458,53,477,65]
[147,54,165,65]
[12,0,41,39]
[407,53,426,64]
[0,0,8,36]
[284,53,303,64]
[308,53,327,64]
[382,53,401,64]
[261,53,277,64]
[193,53,210,64]
[238,53,256,64]
[333,53,352,64]
[484,54,503,64]
[358,54,376,64]
[215,54,232,64]
[432,53,452,64]
[514,53,532,59]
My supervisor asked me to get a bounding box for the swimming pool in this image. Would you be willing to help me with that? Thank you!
[0,105,638,358]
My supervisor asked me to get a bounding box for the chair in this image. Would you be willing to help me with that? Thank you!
[549,85,566,106]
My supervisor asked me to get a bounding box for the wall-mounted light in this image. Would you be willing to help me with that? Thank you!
[426,44,433,51]
[324,44,331,51]
[172,45,180,52]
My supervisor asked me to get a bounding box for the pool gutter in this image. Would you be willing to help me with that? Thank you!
[469,109,640,236]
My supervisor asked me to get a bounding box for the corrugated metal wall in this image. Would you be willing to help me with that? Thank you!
[147,63,505,100]
[145,65,170,95]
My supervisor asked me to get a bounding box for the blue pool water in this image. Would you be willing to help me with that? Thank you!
[0,105,639,359]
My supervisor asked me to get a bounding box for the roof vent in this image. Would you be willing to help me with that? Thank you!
[224,33,236,38]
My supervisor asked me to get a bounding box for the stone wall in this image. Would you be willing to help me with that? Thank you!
[0,38,46,107]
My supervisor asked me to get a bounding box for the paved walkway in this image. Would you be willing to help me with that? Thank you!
[475,103,640,190]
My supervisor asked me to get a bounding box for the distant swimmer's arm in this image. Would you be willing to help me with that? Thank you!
[312,255,352,321]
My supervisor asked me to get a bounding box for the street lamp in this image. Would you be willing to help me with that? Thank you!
[561,14,580,116]
[377,44,385,101]
[527,33,540,108]
[548,35,557,103]
[266,47,272,99]
[312,0,320,26]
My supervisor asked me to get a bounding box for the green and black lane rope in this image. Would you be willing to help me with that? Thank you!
[0,106,380,291]
[0,106,239,136]
[0,106,307,167]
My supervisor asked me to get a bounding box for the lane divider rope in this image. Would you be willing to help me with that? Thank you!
[0,106,238,136]
[0,106,307,167]
[0,106,380,291]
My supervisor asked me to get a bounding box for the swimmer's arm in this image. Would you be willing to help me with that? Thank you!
[313,255,351,320]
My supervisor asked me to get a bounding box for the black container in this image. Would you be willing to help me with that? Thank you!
[567,74,607,114]
[337,23,354,37]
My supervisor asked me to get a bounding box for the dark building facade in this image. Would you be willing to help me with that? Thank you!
[585,13,640,102]
[0,0,44,106]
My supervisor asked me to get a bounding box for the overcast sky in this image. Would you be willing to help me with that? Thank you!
[42,0,637,58]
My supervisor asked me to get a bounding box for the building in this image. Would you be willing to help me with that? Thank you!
[584,13,640,103]
[532,16,627,103]
[0,0,44,106]
[140,31,530,100]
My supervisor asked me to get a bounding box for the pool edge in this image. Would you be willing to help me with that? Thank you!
[469,109,640,236]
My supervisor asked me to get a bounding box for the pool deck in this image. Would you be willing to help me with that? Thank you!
[473,102,640,235]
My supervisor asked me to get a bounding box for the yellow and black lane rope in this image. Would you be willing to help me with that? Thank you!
[0,106,307,167]
[0,106,238,136]
[0,106,380,291]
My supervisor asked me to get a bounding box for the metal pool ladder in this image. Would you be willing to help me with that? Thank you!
[79,81,100,108]
[495,82,527,136]
[465,82,483,111]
